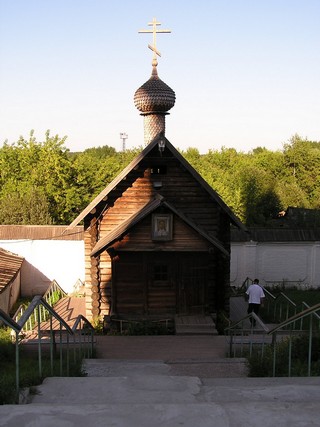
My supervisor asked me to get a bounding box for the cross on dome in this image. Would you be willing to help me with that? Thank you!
[138,17,171,67]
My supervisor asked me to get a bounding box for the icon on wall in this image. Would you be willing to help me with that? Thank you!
[152,214,173,241]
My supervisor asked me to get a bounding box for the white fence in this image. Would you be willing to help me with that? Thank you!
[231,241,320,289]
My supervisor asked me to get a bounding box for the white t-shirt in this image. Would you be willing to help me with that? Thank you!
[246,284,265,304]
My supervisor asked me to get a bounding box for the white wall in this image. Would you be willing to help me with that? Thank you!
[1,238,319,296]
[0,240,84,295]
[231,241,320,289]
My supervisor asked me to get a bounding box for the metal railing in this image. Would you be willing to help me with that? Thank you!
[225,312,271,358]
[269,302,320,377]
[259,287,298,326]
[299,302,320,330]
[12,279,67,333]
[225,301,320,377]
[0,295,95,403]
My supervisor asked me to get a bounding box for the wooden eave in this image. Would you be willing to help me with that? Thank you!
[90,195,229,257]
[67,135,246,232]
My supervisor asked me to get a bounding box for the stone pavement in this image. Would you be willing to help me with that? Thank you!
[0,335,320,426]
[0,364,320,426]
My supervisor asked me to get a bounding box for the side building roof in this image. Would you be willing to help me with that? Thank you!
[231,227,320,242]
[0,248,24,292]
[0,225,84,241]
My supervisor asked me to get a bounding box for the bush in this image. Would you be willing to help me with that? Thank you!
[126,320,172,335]
[0,328,14,363]
[111,320,174,336]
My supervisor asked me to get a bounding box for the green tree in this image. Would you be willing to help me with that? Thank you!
[0,188,52,224]
[0,130,77,224]
[282,135,320,208]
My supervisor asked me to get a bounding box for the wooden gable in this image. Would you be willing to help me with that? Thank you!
[68,135,245,233]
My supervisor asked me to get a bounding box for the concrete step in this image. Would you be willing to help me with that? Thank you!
[175,326,217,335]
[2,399,318,427]
[83,358,248,379]
[1,376,319,426]
[27,375,202,405]
[175,315,218,335]
[22,372,320,406]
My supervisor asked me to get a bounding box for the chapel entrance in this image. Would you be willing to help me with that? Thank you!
[112,252,212,317]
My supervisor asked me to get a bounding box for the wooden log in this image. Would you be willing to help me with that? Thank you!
[92,299,100,307]
[92,307,100,317]
[91,292,100,301]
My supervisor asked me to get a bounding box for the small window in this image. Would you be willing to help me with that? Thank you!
[154,264,168,281]
[150,165,167,175]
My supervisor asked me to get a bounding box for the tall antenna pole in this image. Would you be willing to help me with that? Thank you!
[120,132,128,151]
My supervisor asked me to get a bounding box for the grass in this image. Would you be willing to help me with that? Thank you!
[0,328,86,404]
[247,334,320,377]
[232,288,320,377]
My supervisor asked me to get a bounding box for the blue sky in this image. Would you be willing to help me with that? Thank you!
[1,0,319,153]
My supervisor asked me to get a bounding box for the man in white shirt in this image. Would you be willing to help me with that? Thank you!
[245,278,265,326]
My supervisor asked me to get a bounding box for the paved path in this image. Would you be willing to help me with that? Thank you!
[94,335,248,378]
[2,329,320,426]
[95,335,227,359]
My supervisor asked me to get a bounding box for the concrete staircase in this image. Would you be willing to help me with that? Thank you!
[175,315,218,335]
[0,359,319,426]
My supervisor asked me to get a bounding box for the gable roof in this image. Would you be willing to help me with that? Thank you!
[0,248,24,291]
[67,135,246,232]
[91,195,229,257]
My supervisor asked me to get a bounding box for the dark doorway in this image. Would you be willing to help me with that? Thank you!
[177,253,210,315]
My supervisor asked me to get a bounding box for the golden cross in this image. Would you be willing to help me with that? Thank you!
[138,18,171,66]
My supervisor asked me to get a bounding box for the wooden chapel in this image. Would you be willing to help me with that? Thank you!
[67,19,246,324]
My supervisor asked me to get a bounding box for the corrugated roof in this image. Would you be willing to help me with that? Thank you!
[0,248,24,291]
[231,227,320,242]
[0,225,84,241]
[91,195,229,257]
[67,135,246,232]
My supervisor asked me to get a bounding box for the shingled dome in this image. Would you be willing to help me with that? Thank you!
[134,68,176,114]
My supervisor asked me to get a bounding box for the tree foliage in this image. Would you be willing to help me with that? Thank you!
[0,131,319,226]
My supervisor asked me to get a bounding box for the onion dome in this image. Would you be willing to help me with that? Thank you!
[134,66,175,114]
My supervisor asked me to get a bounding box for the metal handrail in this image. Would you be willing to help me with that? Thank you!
[268,302,320,377]
[268,302,320,334]
[262,287,276,299]
[268,291,297,323]
[0,295,95,403]
[226,294,320,377]
[12,279,68,332]
[17,295,72,333]
[42,279,67,303]
[237,276,254,293]
[224,312,270,358]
